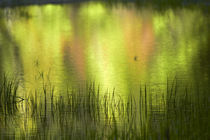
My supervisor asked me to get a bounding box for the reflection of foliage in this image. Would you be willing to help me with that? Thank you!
[0,9,21,76]
[0,24,24,83]
[151,8,208,82]
[0,0,209,14]
[192,25,210,84]
[0,3,209,138]
[0,5,72,93]
[0,3,209,95]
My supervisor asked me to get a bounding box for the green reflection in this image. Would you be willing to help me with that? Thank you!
[0,2,209,139]
[0,3,208,95]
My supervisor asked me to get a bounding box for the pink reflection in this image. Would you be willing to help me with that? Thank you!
[61,37,86,82]
[123,12,155,79]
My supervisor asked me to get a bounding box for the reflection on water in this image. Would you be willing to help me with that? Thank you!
[0,3,209,94]
[0,2,209,139]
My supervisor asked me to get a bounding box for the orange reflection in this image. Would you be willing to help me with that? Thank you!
[123,10,155,83]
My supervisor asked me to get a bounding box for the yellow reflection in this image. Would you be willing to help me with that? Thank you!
[0,2,209,138]
[0,2,207,104]
[8,5,72,94]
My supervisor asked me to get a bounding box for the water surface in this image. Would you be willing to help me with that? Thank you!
[0,1,209,139]
[1,2,209,94]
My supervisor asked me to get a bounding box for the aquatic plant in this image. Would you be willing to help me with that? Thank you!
[0,75,209,139]
[0,74,20,115]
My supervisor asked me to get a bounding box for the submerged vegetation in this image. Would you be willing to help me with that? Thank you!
[0,75,209,139]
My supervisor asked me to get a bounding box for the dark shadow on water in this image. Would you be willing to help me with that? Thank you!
[0,0,209,19]
[0,9,25,78]
[0,0,210,9]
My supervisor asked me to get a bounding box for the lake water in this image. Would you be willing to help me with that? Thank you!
[0,1,209,139]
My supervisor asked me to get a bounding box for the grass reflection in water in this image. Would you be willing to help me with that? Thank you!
[0,75,209,139]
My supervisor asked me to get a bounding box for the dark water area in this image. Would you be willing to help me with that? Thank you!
[0,0,210,7]
[0,1,209,139]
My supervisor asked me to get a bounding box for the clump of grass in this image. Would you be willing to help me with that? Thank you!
[0,75,209,139]
[0,74,21,115]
